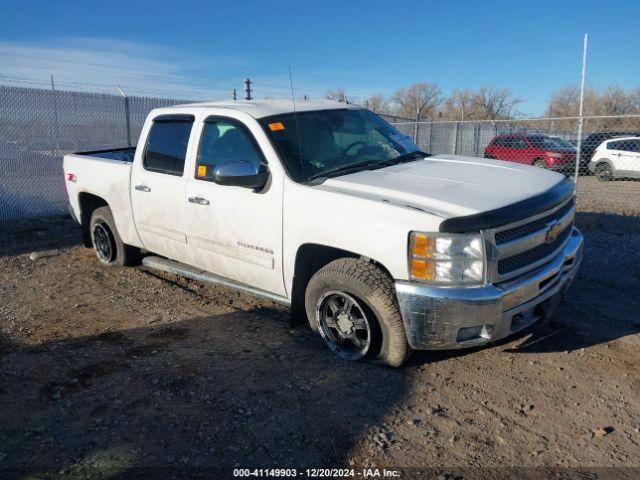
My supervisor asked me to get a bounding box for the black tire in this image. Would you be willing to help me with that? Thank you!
[533,158,546,168]
[90,206,141,266]
[595,162,613,182]
[484,154,495,159]
[305,258,411,367]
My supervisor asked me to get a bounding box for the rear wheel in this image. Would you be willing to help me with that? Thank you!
[90,206,141,266]
[305,258,411,367]
[484,154,495,159]
[595,162,613,182]
[533,158,546,168]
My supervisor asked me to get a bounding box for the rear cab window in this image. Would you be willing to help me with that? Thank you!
[144,115,195,176]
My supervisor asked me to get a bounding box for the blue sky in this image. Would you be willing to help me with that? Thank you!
[0,0,638,115]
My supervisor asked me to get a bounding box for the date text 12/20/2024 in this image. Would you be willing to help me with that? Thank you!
[233,468,401,478]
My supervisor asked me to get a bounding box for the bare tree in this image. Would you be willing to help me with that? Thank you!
[326,88,350,103]
[471,86,521,120]
[546,85,599,117]
[441,89,475,120]
[546,84,640,131]
[391,82,442,120]
[599,84,637,116]
[363,94,390,114]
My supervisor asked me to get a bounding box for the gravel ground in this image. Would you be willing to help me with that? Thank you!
[1,184,639,479]
[576,176,640,216]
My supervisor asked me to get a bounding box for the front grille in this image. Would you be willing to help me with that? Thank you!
[495,199,574,244]
[498,224,572,275]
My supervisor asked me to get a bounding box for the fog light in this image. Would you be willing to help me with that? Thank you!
[456,325,494,342]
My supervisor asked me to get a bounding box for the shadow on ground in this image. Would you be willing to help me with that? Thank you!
[0,216,81,257]
[0,308,411,478]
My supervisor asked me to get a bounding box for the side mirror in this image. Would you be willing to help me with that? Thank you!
[213,160,269,189]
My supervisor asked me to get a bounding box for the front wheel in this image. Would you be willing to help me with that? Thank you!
[305,258,411,367]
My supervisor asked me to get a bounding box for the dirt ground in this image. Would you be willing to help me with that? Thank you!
[1,182,639,479]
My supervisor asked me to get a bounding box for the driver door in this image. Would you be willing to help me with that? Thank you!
[185,116,285,295]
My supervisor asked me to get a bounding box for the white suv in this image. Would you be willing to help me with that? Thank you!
[588,136,640,181]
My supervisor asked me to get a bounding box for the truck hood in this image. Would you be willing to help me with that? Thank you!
[319,154,569,220]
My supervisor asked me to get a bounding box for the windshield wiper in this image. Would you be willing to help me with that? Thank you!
[391,150,430,164]
[307,160,393,182]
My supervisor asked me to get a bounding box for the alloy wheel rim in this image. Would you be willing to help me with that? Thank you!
[597,165,612,180]
[93,223,114,263]
[316,291,371,361]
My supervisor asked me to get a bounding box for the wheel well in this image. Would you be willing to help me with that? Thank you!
[289,243,393,326]
[78,193,108,247]
[594,159,614,175]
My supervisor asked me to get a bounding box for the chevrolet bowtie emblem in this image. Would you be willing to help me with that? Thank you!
[545,220,561,244]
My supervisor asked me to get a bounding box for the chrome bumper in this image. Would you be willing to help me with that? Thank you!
[395,227,584,350]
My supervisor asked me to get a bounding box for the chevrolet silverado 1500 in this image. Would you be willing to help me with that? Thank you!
[63,100,583,366]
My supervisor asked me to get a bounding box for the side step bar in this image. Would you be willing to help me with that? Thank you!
[142,256,291,306]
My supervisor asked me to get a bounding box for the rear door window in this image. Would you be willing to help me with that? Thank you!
[144,116,195,175]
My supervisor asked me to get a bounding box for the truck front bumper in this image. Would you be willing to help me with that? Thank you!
[395,227,584,350]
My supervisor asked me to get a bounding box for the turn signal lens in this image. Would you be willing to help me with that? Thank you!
[411,233,435,258]
[410,258,435,280]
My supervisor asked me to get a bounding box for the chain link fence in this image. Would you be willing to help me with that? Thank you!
[0,85,187,221]
[1,84,639,221]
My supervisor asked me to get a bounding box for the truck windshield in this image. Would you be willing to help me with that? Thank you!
[260,109,424,182]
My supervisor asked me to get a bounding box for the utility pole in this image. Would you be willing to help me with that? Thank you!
[232,88,237,101]
[244,78,252,100]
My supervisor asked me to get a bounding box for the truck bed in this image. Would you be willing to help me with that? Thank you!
[74,147,136,163]
[63,147,139,247]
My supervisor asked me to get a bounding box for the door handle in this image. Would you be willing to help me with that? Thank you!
[135,184,151,192]
[188,196,210,206]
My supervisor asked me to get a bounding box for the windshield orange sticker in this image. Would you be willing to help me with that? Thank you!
[197,165,207,177]
[268,122,285,131]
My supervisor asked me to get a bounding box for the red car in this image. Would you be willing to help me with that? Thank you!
[484,134,576,172]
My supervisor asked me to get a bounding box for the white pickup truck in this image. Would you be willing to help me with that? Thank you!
[63,100,583,366]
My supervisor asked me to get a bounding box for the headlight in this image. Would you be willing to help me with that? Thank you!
[408,232,485,284]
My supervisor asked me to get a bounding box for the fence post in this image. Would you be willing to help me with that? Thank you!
[50,75,60,151]
[573,33,588,187]
[117,87,132,147]
[452,122,459,155]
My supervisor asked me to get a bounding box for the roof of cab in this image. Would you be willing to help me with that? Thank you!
[165,99,361,119]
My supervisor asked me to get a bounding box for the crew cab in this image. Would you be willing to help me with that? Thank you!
[63,100,583,367]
